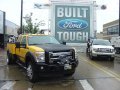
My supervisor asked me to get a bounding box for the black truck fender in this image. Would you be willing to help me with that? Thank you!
[25,52,36,67]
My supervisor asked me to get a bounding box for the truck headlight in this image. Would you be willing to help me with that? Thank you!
[34,52,45,62]
[110,49,115,53]
[93,48,98,52]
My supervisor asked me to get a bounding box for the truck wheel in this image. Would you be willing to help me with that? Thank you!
[27,62,38,83]
[7,51,15,65]
[65,70,75,76]
[110,57,114,61]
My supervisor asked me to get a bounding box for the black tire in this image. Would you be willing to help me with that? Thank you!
[89,52,95,60]
[7,51,15,65]
[110,57,114,61]
[26,62,39,83]
[65,70,75,76]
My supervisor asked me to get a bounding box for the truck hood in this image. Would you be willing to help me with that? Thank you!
[92,45,114,49]
[28,46,44,52]
[35,44,73,52]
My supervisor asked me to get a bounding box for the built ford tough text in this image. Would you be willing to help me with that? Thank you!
[7,34,78,82]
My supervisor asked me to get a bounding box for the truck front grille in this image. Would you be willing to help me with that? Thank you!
[49,50,74,64]
[96,48,113,53]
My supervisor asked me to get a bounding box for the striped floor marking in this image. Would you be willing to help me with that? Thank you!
[79,80,94,90]
[28,88,32,90]
[0,81,16,90]
[80,56,120,81]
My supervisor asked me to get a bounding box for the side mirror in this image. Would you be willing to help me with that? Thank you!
[62,41,66,45]
[15,42,20,48]
[112,45,115,47]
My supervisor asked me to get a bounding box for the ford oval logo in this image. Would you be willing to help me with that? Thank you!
[57,19,88,30]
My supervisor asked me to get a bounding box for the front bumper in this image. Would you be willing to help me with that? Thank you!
[34,60,78,76]
[92,51,115,57]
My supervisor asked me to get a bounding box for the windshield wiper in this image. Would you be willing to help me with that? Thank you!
[29,44,40,45]
[45,43,54,44]
[93,44,100,45]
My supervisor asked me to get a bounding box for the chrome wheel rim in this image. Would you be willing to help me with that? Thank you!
[6,58,9,64]
[27,64,33,79]
[6,54,9,64]
[6,56,9,64]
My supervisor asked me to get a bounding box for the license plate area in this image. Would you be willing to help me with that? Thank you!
[64,64,72,70]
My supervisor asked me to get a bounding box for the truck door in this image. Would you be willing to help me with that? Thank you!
[19,36,28,62]
[16,36,22,60]
[16,36,28,62]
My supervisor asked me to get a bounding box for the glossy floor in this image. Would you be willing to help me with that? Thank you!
[0,50,120,90]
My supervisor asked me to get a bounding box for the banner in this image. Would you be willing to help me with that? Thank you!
[54,5,90,43]
[0,11,4,34]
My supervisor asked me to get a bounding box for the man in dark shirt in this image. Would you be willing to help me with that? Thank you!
[87,38,90,53]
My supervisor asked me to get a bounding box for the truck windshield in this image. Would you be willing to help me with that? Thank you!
[28,36,60,45]
[93,39,111,46]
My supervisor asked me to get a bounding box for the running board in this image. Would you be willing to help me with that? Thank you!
[16,61,27,70]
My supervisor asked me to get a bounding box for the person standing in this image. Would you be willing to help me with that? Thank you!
[87,38,90,53]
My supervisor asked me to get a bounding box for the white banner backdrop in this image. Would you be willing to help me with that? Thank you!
[0,11,4,34]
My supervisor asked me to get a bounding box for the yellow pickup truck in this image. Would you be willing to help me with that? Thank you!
[7,34,78,82]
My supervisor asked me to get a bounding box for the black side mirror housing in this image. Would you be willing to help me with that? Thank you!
[15,42,20,48]
[62,41,66,45]
[112,45,115,47]
[15,42,26,48]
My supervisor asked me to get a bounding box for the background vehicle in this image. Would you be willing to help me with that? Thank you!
[89,39,115,60]
[7,34,78,82]
[111,36,120,54]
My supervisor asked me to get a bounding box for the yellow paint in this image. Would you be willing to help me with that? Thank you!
[7,43,16,54]
[7,34,45,63]
[28,46,44,52]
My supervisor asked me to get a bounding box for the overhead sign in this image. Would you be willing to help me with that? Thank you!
[0,11,5,34]
[54,5,90,43]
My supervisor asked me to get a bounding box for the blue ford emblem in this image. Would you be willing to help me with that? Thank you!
[57,19,88,30]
